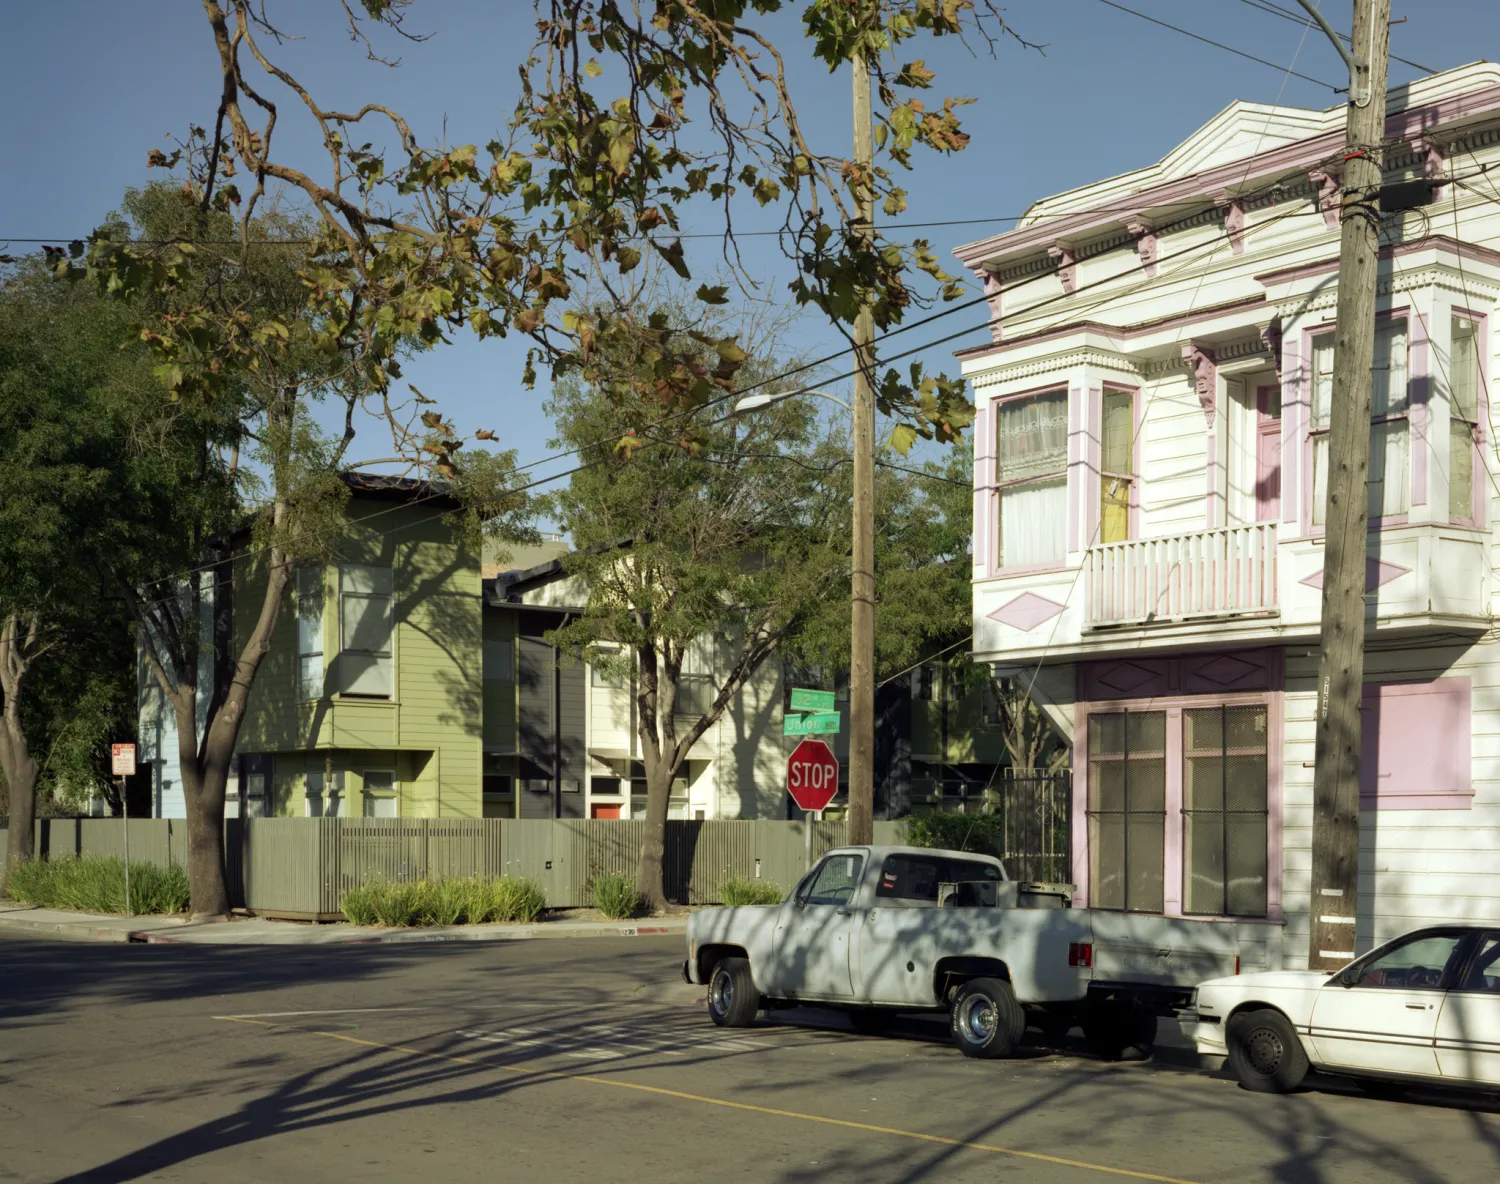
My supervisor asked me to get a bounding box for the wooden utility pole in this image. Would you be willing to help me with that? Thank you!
[1304,0,1391,972]
[847,48,877,845]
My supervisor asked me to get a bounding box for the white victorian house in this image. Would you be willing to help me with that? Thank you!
[958,62,1500,972]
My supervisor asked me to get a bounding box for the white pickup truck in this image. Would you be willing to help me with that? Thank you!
[684,844,1241,1060]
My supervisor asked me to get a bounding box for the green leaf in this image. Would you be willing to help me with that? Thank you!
[889,424,919,455]
[653,238,690,279]
[584,58,604,78]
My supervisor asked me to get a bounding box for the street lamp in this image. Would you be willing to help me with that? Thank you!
[733,388,851,414]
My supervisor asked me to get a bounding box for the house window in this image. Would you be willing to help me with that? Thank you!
[340,565,393,698]
[361,769,398,817]
[1311,320,1409,525]
[676,645,713,716]
[1086,711,1166,913]
[305,768,346,818]
[296,567,325,701]
[1100,389,1134,543]
[239,754,271,818]
[1182,706,1268,917]
[592,648,629,689]
[1450,316,1481,522]
[995,391,1068,568]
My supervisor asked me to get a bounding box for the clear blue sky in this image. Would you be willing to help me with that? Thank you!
[0,2,1485,498]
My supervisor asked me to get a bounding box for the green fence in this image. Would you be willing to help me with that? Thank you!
[6,817,903,918]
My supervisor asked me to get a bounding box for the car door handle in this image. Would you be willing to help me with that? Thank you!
[1405,1003,1430,1010]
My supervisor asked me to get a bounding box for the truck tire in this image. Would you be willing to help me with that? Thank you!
[1225,1008,1308,1093]
[1083,1008,1157,1062]
[707,957,760,1028]
[949,977,1025,1059]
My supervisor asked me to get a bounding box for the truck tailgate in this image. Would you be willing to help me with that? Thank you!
[1087,912,1239,987]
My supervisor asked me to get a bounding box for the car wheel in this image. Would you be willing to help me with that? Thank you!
[949,977,1025,1060]
[1226,1008,1309,1093]
[707,957,760,1028]
[848,1008,893,1036]
[1083,1008,1157,1062]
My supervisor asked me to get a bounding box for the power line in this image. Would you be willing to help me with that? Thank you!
[1092,0,1341,90]
[1232,0,1436,73]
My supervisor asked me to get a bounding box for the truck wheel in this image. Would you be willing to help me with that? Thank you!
[848,1008,893,1036]
[707,957,760,1028]
[1083,1008,1157,1062]
[1225,1008,1308,1093]
[950,978,1025,1059]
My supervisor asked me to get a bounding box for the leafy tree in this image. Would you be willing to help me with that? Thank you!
[544,320,847,908]
[0,260,142,869]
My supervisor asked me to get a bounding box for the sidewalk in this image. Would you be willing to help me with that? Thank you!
[0,902,687,946]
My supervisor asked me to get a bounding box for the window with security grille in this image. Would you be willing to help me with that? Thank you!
[1087,711,1165,912]
[1183,705,1268,916]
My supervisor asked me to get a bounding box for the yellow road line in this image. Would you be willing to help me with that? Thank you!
[219,1017,1204,1184]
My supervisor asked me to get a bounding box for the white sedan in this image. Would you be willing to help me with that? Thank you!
[1181,924,1500,1094]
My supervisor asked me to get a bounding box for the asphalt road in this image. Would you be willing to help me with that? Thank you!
[2,933,1498,1183]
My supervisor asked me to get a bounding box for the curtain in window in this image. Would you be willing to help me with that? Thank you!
[1452,318,1480,520]
[1310,323,1409,524]
[996,392,1068,567]
[1087,711,1165,912]
[1100,391,1134,543]
[1182,706,1268,916]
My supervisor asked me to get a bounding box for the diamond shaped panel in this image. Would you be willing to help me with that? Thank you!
[1298,557,1411,591]
[988,592,1067,633]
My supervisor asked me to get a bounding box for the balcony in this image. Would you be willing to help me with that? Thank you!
[1085,523,1278,628]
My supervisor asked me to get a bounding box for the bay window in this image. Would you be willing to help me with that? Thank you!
[296,567,325,701]
[1311,320,1409,525]
[340,565,394,698]
[1100,389,1135,543]
[995,391,1068,568]
[1451,316,1481,522]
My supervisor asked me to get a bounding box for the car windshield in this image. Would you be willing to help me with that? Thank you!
[802,853,864,906]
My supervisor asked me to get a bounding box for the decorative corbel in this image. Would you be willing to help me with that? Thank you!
[1414,136,1447,203]
[1047,245,1078,295]
[981,269,1004,341]
[1259,316,1284,373]
[1126,219,1157,277]
[1182,343,1218,426]
[1217,195,1246,255]
[1309,169,1341,229]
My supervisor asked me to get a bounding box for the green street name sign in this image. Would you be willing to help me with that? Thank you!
[784,711,841,736]
[789,688,836,713]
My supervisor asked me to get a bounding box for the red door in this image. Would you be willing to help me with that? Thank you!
[1256,384,1282,522]
[590,803,621,819]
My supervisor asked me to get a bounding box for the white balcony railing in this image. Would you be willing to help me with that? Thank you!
[1085,522,1278,627]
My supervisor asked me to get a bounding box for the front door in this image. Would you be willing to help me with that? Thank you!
[1308,930,1472,1077]
[1436,932,1500,1084]
[1255,384,1282,522]
[771,852,864,1000]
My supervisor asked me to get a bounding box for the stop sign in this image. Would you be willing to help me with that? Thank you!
[787,738,840,813]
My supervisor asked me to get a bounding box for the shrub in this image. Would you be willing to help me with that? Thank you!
[899,812,1007,857]
[720,876,785,907]
[338,875,547,927]
[5,856,190,915]
[592,872,640,920]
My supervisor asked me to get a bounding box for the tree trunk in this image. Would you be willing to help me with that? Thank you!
[635,748,674,911]
[1,711,39,877]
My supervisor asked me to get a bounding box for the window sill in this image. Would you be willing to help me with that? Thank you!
[1361,792,1473,811]
[977,560,1071,581]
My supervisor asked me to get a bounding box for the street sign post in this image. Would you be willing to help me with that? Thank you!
[783,711,840,736]
[787,738,840,871]
[789,687,837,713]
[111,744,136,916]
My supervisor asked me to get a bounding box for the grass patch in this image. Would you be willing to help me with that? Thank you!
[5,856,190,915]
[720,876,785,906]
[591,872,641,920]
[338,876,546,927]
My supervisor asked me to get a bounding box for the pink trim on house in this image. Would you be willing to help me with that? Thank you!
[1360,677,1472,811]
[1071,649,1285,921]
[1085,383,1103,546]
[1130,384,1144,539]
[1255,235,1500,288]
[1452,304,1489,529]
[973,402,992,574]
[1281,339,1302,526]
[954,81,1500,269]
